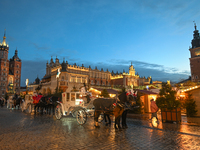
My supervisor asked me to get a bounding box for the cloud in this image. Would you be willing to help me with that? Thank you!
[71,59,190,82]
[51,48,78,56]
[30,42,50,50]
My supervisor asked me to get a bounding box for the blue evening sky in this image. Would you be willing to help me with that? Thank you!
[1,0,200,86]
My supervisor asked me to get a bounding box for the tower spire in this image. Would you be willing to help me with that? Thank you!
[192,21,200,48]
[2,29,6,46]
[4,29,6,37]
[194,21,197,30]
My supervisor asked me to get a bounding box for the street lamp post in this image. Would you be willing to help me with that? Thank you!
[56,68,61,93]
[25,79,29,94]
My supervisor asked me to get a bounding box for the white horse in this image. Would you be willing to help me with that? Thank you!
[7,96,14,109]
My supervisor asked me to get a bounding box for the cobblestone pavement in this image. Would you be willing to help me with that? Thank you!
[1,107,200,150]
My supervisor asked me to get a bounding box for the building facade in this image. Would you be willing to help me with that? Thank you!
[181,86,200,116]
[39,57,111,95]
[0,30,21,97]
[111,63,152,89]
[37,57,152,95]
[189,23,200,82]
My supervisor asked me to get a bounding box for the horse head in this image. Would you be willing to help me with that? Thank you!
[118,92,137,108]
[127,94,137,107]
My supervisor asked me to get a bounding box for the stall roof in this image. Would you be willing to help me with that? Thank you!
[183,85,200,92]
[137,89,158,95]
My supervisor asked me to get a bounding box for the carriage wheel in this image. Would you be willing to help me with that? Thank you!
[55,104,62,120]
[76,109,87,125]
[72,111,77,118]
[98,113,104,123]
[26,103,32,113]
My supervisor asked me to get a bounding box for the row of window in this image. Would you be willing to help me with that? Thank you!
[192,75,198,79]
[1,72,7,76]
[90,80,110,86]
[1,68,20,74]
[10,64,20,68]
[1,77,6,81]
[68,69,88,75]
[1,64,20,68]
[90,72,110,79]
[70,76,87,83]
[47,67,110,80]
[0,82,19,87]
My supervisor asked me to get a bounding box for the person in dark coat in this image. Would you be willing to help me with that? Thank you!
[149,99,159,123]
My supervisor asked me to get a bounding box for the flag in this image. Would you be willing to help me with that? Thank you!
[56,68,61,78]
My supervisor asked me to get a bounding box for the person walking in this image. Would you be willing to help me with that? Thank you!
[149,99,159,123]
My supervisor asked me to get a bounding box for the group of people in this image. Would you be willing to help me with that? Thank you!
[6,93,23,109]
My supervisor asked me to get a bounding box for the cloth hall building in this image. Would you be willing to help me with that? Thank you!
[31,57,152,95]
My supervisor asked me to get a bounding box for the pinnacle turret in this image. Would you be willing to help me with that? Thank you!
[191,22,200,48]
[0,29,9,49]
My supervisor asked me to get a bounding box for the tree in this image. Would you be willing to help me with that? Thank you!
[156,82,181,110]
[100,89,110,98]
[184,93,197,117]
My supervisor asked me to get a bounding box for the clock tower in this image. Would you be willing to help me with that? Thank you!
[189,23,200,82]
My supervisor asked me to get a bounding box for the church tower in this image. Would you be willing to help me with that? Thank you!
[0,30,22,97]
[0,29,10,96]
[9,49,22,94]
[189,23,200,82]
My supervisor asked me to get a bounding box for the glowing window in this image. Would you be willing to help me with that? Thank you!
[71,93,75,101]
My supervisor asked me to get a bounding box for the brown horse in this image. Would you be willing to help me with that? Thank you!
[93,92,136,129]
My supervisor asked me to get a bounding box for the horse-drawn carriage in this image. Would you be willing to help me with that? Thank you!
[55,91,104,125]
[55,90,137,127]
[20,86,137,128]
[21,94,60,115]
